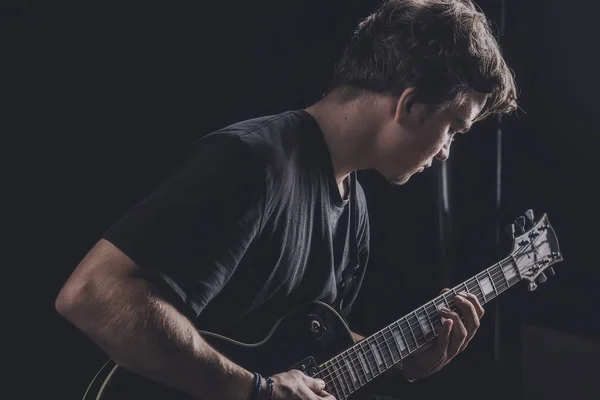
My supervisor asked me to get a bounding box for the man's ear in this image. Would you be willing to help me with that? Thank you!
[394,87,418,123]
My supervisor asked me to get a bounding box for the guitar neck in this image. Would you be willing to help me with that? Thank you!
[315,255,522,399]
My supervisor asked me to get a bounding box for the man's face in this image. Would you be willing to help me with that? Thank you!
[374,91,487,185]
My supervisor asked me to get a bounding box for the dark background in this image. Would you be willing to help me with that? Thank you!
[5,0,599,399]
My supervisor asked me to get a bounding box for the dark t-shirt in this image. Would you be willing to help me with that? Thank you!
[102,110,370,341]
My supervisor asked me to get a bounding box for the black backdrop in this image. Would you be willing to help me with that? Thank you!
[6,1,599,399]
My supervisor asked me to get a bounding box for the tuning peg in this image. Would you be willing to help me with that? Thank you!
[547,267,556,276]
[528,281,537,291]
[536,272,548,283]
[505,223,516,238]
[515,216,526,233]
[525,209,535,228]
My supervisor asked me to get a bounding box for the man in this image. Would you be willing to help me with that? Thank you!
[55,1,517,399]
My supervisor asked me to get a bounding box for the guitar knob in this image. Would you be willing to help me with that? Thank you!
[528,282,537,291]
[310,320,322,333]
[537,272,547,283]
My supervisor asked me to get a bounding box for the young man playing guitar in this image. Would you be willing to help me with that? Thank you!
[56,1,518,399]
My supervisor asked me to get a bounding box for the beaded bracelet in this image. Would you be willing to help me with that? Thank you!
[265,376,275,400]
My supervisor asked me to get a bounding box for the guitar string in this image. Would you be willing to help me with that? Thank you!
[318,276,501,396]
[319,260,517,382]
[320,276,497,395]
[318,262,527,396]
[314,231,551,392]
[330,249,555,398]
[315,238,547,389]
[329,238,538,361]
[317,239,550,391]
[317,251,536,390]
[325,229,556,397]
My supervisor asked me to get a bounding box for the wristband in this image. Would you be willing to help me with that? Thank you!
[249,372,262,400]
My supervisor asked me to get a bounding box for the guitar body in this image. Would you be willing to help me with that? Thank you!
[84,301,357,400]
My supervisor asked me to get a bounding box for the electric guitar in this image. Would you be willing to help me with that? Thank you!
[82,210,563,400]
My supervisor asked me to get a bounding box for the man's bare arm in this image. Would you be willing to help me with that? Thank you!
[55,239,254,400]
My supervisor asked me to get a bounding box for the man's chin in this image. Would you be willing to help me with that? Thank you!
[387,174,411,186]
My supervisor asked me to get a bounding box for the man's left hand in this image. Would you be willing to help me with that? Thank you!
[401,289,485,380]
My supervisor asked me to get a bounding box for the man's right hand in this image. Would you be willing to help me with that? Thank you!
[267,370,336,400]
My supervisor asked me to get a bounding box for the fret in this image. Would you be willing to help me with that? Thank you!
[356,346,370,386]
[327,383,341,400]
[448,288,466,314]
[415,308,435,341]
[357,345,373,381]
[342,351,358,389]
[382,329,397,364]
[348,347,367,388]
[493,264,506,291]
[391,322,410,357]
[498,262,510,288]
[474,274,487,304]
[433,296,447,323]
[321,364,342,400]
[374,332,391,368]
[384,326,402,362]
[364,338,377,376]
[422,303,438,336]
[466,278,485,304]
[338,356,354,398]
[425,301,440,321]
[485,269,499,298]
[399,318,418,352]
[464,279,474,294]
[442,291,455,311]
[502,260,519,286]
[325,360,347,399]
[492,263,509,293]
[342,347,360,391]
[367,336,384,374]
[359,340,378,379]
[433,296,445,311]
[407,312,425,347]
[332,356,352,397]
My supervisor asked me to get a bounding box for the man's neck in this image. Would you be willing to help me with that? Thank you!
[304,91,383,187]
[338,178,349,201]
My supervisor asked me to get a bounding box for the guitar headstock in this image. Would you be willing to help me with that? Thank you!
[507,210,563,291]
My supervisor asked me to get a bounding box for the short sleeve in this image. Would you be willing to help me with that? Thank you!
[102,134,267,319]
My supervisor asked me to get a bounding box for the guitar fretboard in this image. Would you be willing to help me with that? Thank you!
[315,256,520,400]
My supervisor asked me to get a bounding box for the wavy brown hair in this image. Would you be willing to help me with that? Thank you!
[328,0,518,120]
